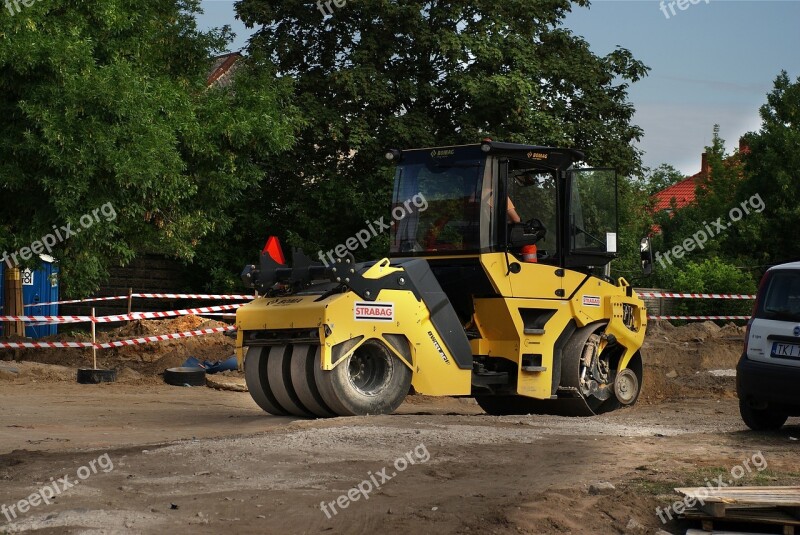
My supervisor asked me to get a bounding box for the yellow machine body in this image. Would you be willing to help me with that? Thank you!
[236,253,646,402]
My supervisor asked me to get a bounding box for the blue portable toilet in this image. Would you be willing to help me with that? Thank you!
[0,255,60,338]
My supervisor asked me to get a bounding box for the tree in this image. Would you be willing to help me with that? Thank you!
[641,164,685,196]
[0,0,296,296]
[651,127,744,266]
[234,0,650,260]
[736,71,800,266]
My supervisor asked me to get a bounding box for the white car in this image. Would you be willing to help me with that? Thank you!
[738,261,800,430]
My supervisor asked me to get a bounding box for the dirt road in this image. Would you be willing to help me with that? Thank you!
[1,320,799,534]
[1,384,799,534]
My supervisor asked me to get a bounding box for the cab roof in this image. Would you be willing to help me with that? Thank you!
[400,142,585,171]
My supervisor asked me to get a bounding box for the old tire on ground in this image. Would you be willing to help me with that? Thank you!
[244,346,289,416]
[77,368,117,384]
[163,367,205,387]
[318,339,412,416]
[739,399,788,431]
[266,345,314,417]
[290,344,336,418]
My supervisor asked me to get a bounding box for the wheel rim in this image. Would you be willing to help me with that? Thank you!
[578,334,612,401]
[347,344,392,396]
[614,369,638,405]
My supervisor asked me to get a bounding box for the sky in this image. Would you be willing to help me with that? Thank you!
[196,0,800,176]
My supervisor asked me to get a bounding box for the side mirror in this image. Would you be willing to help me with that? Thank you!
[640,237,654,276]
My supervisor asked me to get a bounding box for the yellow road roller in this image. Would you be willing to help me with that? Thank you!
[236,140,649,417]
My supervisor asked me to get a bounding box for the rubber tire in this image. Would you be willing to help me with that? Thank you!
[244,346,289,416]
[266,345,314,417]
[314,348,355,417]
[290,344,336,418]
[77,368,117,384]
[561,322,614,413]
[739,399,788,431]
[163,367,205,387]
[320,339,412,416]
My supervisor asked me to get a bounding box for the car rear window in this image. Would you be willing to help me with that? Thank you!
[757,269,800,322]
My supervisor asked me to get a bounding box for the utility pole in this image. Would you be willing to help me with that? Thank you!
[2,267,24,337]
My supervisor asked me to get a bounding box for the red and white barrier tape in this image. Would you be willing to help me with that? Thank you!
[93,304,242,324]
[95,326,237,349]
[132,293,254,300]
[22,295,129,308]
[638,292,755,300]
[0,314,91,323]
[0,304,242,325]
[0,340,96,349]
[0,326,237,349]
[649,315,750,321]
[22,293,255,308]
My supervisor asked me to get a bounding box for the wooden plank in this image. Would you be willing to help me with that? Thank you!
[676,487,800,508]
[686,529,780,535]
[697,501,728,517]
[688,529,788,535]
[683,506,800,526]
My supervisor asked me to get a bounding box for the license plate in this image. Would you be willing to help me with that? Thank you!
[771,342,800,359]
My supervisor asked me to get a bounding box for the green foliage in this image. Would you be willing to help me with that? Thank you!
[651,126,757,273]
[234,0,650,263]
[613,174,654,282]
[648,74,800,303]
[645,126,763,317]
[640,163,685,196]
[672,258,756,295]
[665,258,756,318]
[735,71,800,266]
[0,1,296,296]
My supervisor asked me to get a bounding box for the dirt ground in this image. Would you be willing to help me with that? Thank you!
[1,319,799,534]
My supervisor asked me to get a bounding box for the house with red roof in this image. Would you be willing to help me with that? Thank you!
[652,153,709,214]
[652,138,749,216]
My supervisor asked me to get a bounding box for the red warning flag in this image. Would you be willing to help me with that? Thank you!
[262,236,286,265]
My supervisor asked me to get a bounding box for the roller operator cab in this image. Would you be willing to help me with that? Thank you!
[236,141,648,417]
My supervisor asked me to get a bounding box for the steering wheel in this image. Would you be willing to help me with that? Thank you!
[523,218,547,243]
